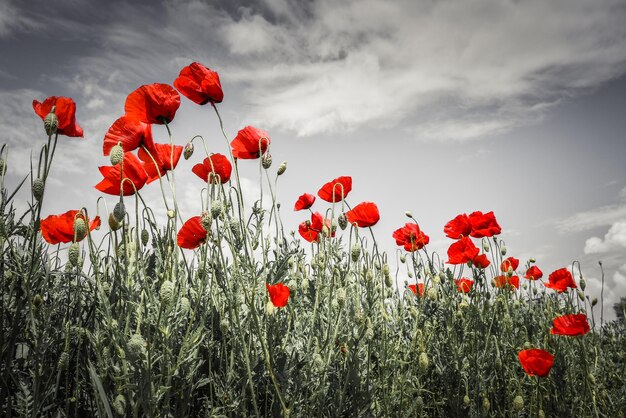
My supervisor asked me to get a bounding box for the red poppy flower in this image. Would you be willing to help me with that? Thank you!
[317,176,352,203]
[40,210,101,244]
[500,257,519,272]
[266,282,290,308]
[468,211,501,238]
[455,278,474,293]
[544,268,577,293]
[33,96,83,137]
[103,115,154,156]
[444,214,472,239]
[551,314,590,336]
[346,202,380,228]
[298,211,333,243]
[230,126,270,159]
[392,223,430,252]
[518,349,554,378]
[174,62,224,105]
[95,152,148,196]
[192,153,232,184]
[124,83,181,124]
[177,216,208,249]
[472,254,491,269]
[408,283,424,297]
[524,266,543,280]
[446,236,479,265]
[137,143,183,183]
[494,275,520,289]
[294,193,316,211]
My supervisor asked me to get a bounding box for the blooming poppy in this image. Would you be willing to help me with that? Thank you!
[392,223,430,252]
[444,214,472,239]
[446,236,479,265]
[551,314,590,336]
[518,349,554,377]
[137,143,183,183]
[468,211,501,238]
[317,176,352,203]
[124,83,181,124]
[472,253,491,269]
[95,152,148,196]
[455,278,474,293]
[40,210,101,244]
[192,153,232,184]
[524,266,543,280]
[346,202,380,228]
[174,62,224,105]
[230,126,270,159]
[177,216,208,249]
[500,257,519,272]
[266,283,290,308]
[494,275,519,289]
[103,115,154,156]
[408,283,424,297]
[32,96,83,137]
[294,193,316,211]
[544,268,577,293]
[298,211,333,243]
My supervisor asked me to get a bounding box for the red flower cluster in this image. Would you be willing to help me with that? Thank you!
[444,211,501,239]
[392,223,429,252]
[518,349,554,377]
[33,96,84,137]
[266,283,290,308]
[545,268,577,293]
[40,210,100,244]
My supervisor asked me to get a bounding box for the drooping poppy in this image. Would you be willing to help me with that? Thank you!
[294,193,316,211]
[550,314,590,336]
[317,176,352,203]
[298,211,333,243]
[174,62,224,105]
[103,115,154,156]
[494,275,520,289]
[95,152,148,196]
[455,278,474,293]
[544,268,577,293]
[266,282,290,308]
[444,213,472,239]
[192,153,232,184]
[32,96,84,137]
[446,236,479,265]
[408,283,424,297]
[518,349,554,377]
[472,253,491,269]
[392,223,430,252]
[524,266,543,280]
[40,210,101,244]
[137,143,183,183]
[346,202,380,228]
[230,126,270,159]
[468,211,502,238]
[177,216,208,249]
[500,257,519,272]
[124,83,181,124]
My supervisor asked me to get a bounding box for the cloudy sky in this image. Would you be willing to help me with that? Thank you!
[1,0,626,320]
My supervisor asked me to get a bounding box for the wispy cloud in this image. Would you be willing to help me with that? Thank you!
[0,0,40,38]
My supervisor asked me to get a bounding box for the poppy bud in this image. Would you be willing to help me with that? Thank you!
[228,218,240,239]
[351,244,361,262]
[463,395,470,406]
[500,246,507,256]
[141,229,149,246]
[408,271,414,279]
[113,201,125,222]
[200,211,212,232]
[482,398,490,411]
[265,300,277,316]
[110,144,124,165]
[183,142,194,160]
[211,201,222,219]
[427,287,438,301]
[32,294,43,309]
[577,290,585,302]
[277,161,287,176]
[483,240,490,252]
[592,297,598,306]
[374,260,381,270]
[512,395,524,411]
[108,213,122,231]
[73,217,87,241]
[44,108,58,135]
[538,410,545,418]
[579,277,586,291]
[529,257,536,263]
[127,334,147,359]
[418,351,429,372]
[160,280,175,306]
[261,152,272,169]
[405,211,413,218]
[32,178,45,201]
[179,297,190,316]
[399,254,406,263]
[167,209,175,219]
[68,242,80,267]
[587,373,596,385]
[58,351,69,370]
[338,213,348,230]
[112,394,126,416]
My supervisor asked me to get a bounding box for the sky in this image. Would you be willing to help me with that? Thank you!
[1,0,626,321]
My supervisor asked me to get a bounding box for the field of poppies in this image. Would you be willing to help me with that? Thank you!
[1,62,624,417]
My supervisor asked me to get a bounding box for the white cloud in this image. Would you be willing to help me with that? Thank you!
[584,221,626,254]
[584,263,626,322]
[557,204,626,232]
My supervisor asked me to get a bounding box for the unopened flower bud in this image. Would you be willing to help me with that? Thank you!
[44,109,58,135]
[68,242,80,266]
[110,144,124,165]
[579,277,586,291]
[261,152,272,169]
[127,334,147,359]
[500,246,507,256]
[405,211,413,218]
[113,201,125,222]
[418,351,429,372]
[483,240,490,252]
[427,287,438,301]
[577,290,585,302]
[183,142,194,160]
[108,213,122,231]
[141,229,149,246]
[399,254,406,263]
[160,280,175,306]
[592,298,598,307]
[32,294,43,308]
[529,257,536,263]
[512,395,524,411]
[211,201,222,219]
[351,244,361,262]
[179,297,190,315]
[73,217,87,241]
[112,394,126,416]
[338,213,348,230]
[277,161,287,175]
[482,398,490,411]
[201,211,212,231]
[463,395,470,406]
[32,178,45,201]
[167,209,175,219]
[0,159,5,176]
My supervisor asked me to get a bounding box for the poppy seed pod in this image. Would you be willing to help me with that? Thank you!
[183,142,194,160]
[261,152,272,169]
[277,161,287,175]
[110,144,124,165]
[44,109,58,135]
[32,178,44,201]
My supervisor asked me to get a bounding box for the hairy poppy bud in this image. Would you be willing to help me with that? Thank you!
[179,297,190,316]
[261,152,272,169]
[108,213,122,231]
[577,290,585,302]
[418,351,429,372]
[167,209,175,219]
[58,351,69,370]
[68,242,80,267]
[500,246,507,256]
[127,334,147,359]
[141,229,149,246]
[44,108,58,135]
[338,213,348,230]
[538,410,545,418]
[399,254,406,263]
[482,398,490,411]
[463,395,470,406]
[592,297,598,306]
[483,240,490,252]
[427,287,438,301]
[512,395,524,411]
[351,244,361,262]
[160,280,175,306]
[32,178,45,201]
[579,277,586,291]
[200,211,212,232]
[277,161,287,176]
[405,211,413,218]
[32,294,43,308]
[110,144,124,165]
[113,201,125,222]
[73,217,87,241]
[211,201,222,219]
[183,142,194,160]
[228,218,240,239]
[529,257,536,263]
[112,394,126,416]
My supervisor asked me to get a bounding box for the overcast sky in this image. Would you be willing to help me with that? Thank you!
[1,0,626,320]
